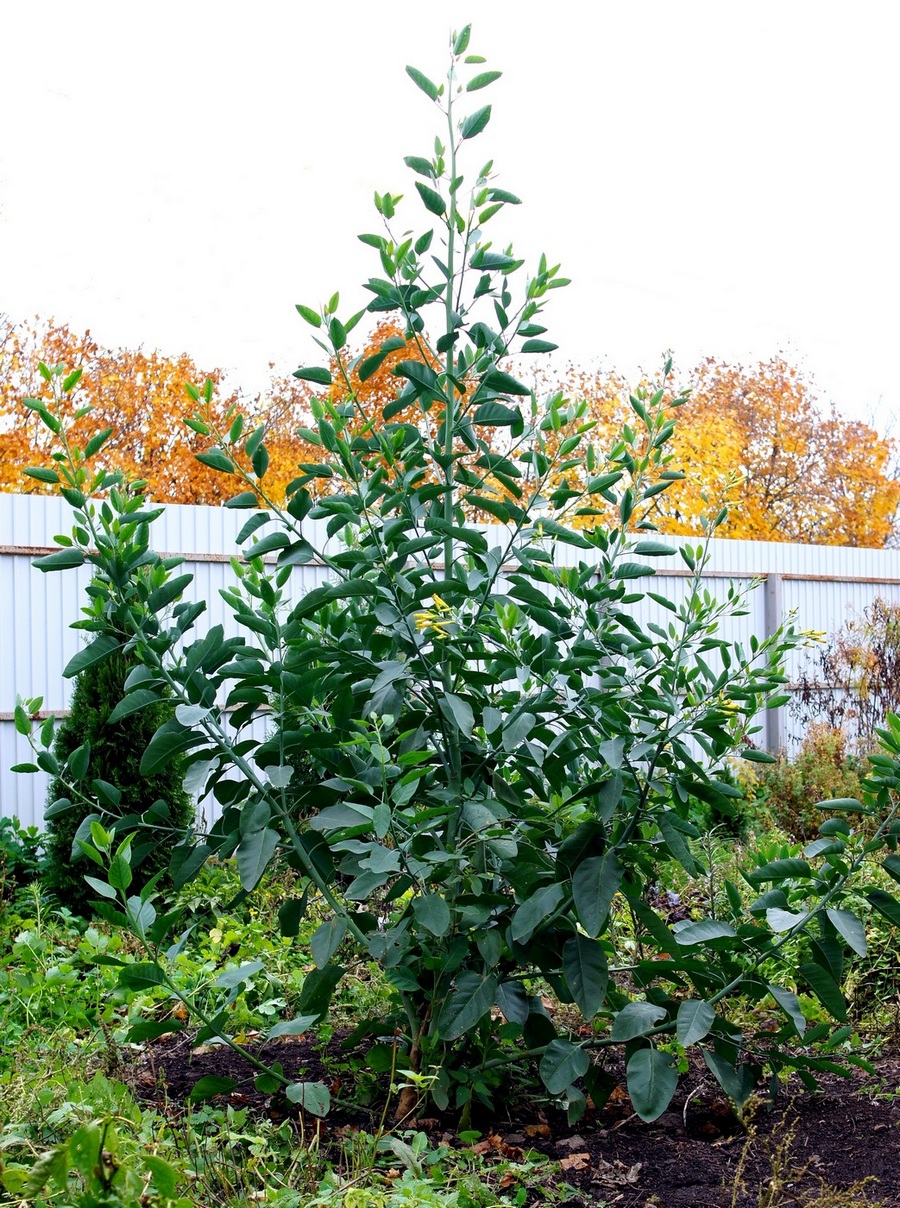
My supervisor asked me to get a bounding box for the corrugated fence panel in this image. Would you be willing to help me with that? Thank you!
[2,494,899,827]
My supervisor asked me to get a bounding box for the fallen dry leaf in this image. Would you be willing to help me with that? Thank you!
[524,1123,552,1139]
[560,1153,591,1172]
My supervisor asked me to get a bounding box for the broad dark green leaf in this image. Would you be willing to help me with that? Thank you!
[572,852,622,938]
[140,719,205,775]
[311,917,348,967]
[674,919,736,946]
[34,547,85,572]
[63,634,119,678]
[118,961,166,989]
[799,961,847,1021]
[768,984,806,1037]
[461,104,491,139]
[293,366,333,386]
[236,827,280,890]
[188,1076,237,1102]
[415,181,446,216]
[511,883,565,943]
[495,979,529,1024]
[148,573,194,612]
[481,367,531,396]
[539,1039,589,1095]
[413,893,451,937]
[195,449,234,474]
[562,934,608,1019]
[286,1081,331,1116]
[610,1001,666,1041]
[297,964,344,1021]
[437,971,497,1041]
[626,1049,677,1121]
[676,999,715,1046]
[866,888,900,928]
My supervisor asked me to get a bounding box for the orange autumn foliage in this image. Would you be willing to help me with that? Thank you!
[655,358,899,547]
[2,316,897,547]
[0,318,313,504]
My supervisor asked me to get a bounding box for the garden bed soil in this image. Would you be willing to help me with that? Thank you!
[130,1033,900,1207]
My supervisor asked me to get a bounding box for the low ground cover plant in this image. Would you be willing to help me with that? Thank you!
[11,23,900,1174]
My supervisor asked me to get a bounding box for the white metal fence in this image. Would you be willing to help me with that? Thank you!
[2,493,899,829]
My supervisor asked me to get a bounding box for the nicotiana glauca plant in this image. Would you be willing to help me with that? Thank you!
[15,26,900,1125]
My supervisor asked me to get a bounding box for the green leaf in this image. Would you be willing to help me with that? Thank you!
[440,692,474,737]
[799,961,847,1020]
[675,918,736,946]
[84,875,117,900]
[286,1081,331,1116]
[437,971,497,1041]
[766,907,808,932]
[406,65,440,101]
[467,70,502,91]
[297,963,344,1021]
[511,883,565,944]
[610,1001,666,1041]
[826,908,867,956]
[213,960,264,989]
[461,104,491,140]
[562,934,608,1019]
[495,979,529,1024]
[413,893,451,937]
[195,448,234,474]
[225,491,260,509]
[572,852,623,938]
[295,304,322,327]
[453,24,471,54]
[236,827,280,890]
[540,1038,589,1095]
[866,888,900,929]
[118,961,166,989]
[188,1075,237,1102]
[676,999,715,1046]
[768,984,806,1037]
[482,367,531,396]
[143,1155,180,1199]
[148,573,194,612]
[140,719,204,775]
[23,466,60,484]
[626,1049,678,1122]
[267,1014,319,1039]
[293,366,333,386]
[740,748,777,764]
[702,1050,756,1109]
[311,917,348,967]
[63,634,119,678]
[34,547,86,572]
[415,181,446,217]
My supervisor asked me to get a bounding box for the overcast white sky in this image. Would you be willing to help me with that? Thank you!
[2,2,897,434]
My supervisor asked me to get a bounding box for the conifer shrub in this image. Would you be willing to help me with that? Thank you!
[43,650,194,911]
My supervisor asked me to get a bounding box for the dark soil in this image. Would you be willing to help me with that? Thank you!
[130,1032,900,1207]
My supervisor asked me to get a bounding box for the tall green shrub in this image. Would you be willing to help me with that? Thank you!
[15,27,900,1126]
[43,649,194,910]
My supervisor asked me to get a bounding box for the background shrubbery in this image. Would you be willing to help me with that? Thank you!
[43,651,194,910]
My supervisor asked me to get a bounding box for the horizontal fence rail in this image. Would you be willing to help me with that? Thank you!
[2,493,899,829]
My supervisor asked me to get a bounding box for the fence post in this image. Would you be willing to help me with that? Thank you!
[764,573,785,754]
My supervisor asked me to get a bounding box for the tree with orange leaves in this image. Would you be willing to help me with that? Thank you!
[654,357,899,547]
[0,318,314,504]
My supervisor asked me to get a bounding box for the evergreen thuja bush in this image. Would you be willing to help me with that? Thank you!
[43,650,194,910]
